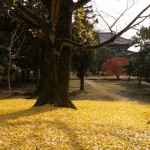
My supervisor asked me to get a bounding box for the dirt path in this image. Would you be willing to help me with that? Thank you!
[85,78,150,103]
[85,79,133,101]
[85,80,110,96]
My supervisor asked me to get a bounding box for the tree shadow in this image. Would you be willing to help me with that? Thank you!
[0,91,38,100]
[69,90,86,96]
[113,81,150,103]
[51,120,84,149]
[23,92,39,99]
[0,105,57,122]
[69,88,91,100]
[1,116,84,149]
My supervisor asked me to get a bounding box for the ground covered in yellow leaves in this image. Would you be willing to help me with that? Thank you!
[0,99,149,150]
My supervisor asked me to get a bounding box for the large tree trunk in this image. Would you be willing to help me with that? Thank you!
[34,36,76,108]
[34,1,76,109]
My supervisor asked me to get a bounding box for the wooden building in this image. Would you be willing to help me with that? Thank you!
[99,32,131,56]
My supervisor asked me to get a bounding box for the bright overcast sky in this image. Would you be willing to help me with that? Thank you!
[83,0,150,38]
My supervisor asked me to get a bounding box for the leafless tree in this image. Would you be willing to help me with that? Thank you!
[0,12,27,98]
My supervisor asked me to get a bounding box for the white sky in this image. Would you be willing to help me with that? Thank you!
[91,0,150,38]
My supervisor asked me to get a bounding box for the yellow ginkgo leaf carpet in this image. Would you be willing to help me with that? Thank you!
[0,99,149,150]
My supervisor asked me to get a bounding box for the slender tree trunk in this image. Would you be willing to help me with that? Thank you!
[80,74,84,91]
[127,75,131,82]
[101,70,104,76]
[116,74,120,80]
[139,74,142,85]
[8,49,11,98]
[139,63,144,85]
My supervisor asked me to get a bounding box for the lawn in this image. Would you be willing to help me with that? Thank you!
[0,99,149,149]
[69,77,150,103]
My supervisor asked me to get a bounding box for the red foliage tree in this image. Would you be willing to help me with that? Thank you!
[101,57,128,79]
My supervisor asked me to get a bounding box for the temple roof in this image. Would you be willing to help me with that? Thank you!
[99,32,131,45]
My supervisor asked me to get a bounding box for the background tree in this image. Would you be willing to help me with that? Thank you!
[0,11,28,98]
[124,60,133,82]
[71,5,98,90]
[130,26,150,85]
[91,47,116,75]
[102,56,128,80]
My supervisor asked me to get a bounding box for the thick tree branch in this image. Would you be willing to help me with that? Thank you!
[51,0,60,28]
[60,38,82,49]
[60,4,150,50]
[84,4,150,49]
[73,0,91,11]
[13,4,43,28]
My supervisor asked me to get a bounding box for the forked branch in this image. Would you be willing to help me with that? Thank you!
[61,4,150,50]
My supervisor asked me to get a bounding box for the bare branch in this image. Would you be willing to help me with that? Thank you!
[83,4,150,50]
[59,4,150,50]
[14,34,26,58]
[0,45,8,50]
[95,11,114,34]
[130,15,149,29]
[18,45,31,57]
[93,0,136,34]
[110,0,136,29]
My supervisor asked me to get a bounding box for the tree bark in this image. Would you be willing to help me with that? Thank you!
[34,36,76,108]
[36,40,45,92]
[8,60,11,98]
[34,1,76,109]
[116,74,120,80]
[8,46,12,98]
[138,65,144,86]
[127,75,131,82]
[80,74,85,91]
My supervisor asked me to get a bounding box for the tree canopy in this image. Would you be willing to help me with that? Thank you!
[129,25,150,84]
[102,57,128,80]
